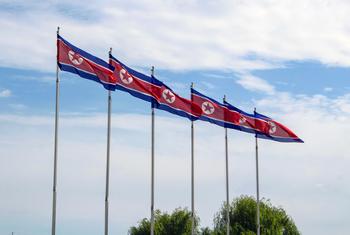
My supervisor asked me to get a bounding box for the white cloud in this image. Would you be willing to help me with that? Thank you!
[324,87,333,92]
[0,113,188,132]
[201,73,231,80]
[1,1,350,234]
[255,92,350,117]
[200,81,216,90]
[1,93,350,235]
[12,75,56,83]
[1,0,350,72]
[0,89,11,97]
[236,74,275,94]
[9,103,26,110]
[167,81,187,91]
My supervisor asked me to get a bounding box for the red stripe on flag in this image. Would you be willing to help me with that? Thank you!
[57,39,116,85]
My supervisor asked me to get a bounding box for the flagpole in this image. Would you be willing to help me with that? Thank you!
[254,108,260,235]
[191,82,195,235]
[104,48,113,235]
[223,95,230,235]
[51,26,60,235]
[150,66,155,235]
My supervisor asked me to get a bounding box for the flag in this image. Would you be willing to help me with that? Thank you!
[192,89,259,132]
[253,111,303,143]
[151,78,202,121]
[57,35,116,90]
[191,88,226,126]
[109,54,156,102]
[223,100,258,134]
[110,54,202,120]
[224,101,303,142]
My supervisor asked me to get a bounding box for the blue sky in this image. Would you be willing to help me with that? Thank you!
[1,1,350,234]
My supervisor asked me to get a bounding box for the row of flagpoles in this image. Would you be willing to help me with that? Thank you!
[52,27,303,235]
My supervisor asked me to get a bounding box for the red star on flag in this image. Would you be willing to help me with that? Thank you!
[163,89,175,103]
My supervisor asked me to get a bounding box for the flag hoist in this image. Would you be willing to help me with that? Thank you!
[223,95,230,235]
[191,88,236,235]
[150,66,155,235]
[251,107,304,235]
[252,107,305,235]
[108,56,202,234]
[51,26,60,235]
[254,108,261,235]
[104,48,113,235]
[56,31,116,235]
[190,83,195,235]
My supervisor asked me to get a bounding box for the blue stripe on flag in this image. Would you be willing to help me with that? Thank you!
[153,102,199,121]
[109,55,163,87]
[58,64,115,91]
[58,35,113,71]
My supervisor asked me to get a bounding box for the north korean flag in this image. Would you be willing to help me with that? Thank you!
[253,111,303,143]
[191,88,226,126]
[109,54,156,103]
[223,100,258,134]
[57,35,116,90]
[192,89,258,132]
[109,54,202,120]
[151,78,202,121]
[223,101,303,142]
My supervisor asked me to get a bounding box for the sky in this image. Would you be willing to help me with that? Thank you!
[1,0,350,234]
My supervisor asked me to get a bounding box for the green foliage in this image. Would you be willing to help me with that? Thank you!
[129,196,300,235]
[129,208,199,235]
[201,227,213,235]
[212,195,300,235]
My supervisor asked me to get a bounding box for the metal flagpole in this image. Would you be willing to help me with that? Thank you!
[223,95,230,235]
[51,26,60,235]
[254,108,260,235]
[191,83,195,235]
[104,48,113,235]
[150,66,155,235]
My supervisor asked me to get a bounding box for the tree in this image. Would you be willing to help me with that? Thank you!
[129,196,300,235]
[201,227,213,235]
[212,195,300,235]
[129,208,200,235]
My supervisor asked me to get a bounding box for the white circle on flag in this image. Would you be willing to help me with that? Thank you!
[119,69,133,84]
[201,101,215,115]
[268,121,277,134]
[239,116,246,124]
[162,89,175,103]
[68,50,83,65]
